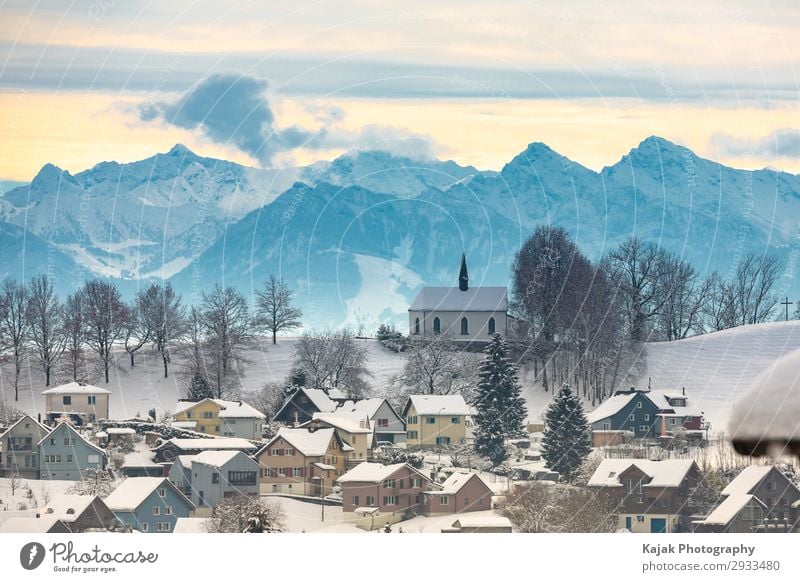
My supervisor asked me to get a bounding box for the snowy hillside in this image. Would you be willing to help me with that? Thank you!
[635,321,800,433]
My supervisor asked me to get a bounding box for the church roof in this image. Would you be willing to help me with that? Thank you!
[409,286,508,312]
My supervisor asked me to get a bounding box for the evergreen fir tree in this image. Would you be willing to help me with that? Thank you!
[541,384,592,481]
[473,333,528,465]
[187,371,214,400]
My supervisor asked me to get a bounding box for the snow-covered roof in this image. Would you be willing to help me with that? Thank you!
[174,455,196,470]
[0,414,51,439]
[42,381,111,395]
[121,451,159,468]
[451,514,512,528]
[586,393,637,423]
[191,450,243,468]
[107,427,136,435]
[436,472,489,494]
[409,286,508,312]
[309,413,372,434]
[174,398,265,419]
[43,495,95,522]
[405,394,471,416]
[0,517,67,533]
[720,466,773,496]
[729,348,800,442]
[313,462,336,471]
[95,431,108,438]
[334,398,384,419]
[588,459,696,488]
[645,391,703,417]
[173,517,210,533]
[699,494,763,526]
[105,477,194,512]
[264,427,337,457]
[171,421,197,430]
[337,462,423,484]
[273,387,347,419]
[159,437,256,451]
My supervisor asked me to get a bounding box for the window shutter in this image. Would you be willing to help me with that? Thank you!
[278,449,284,456]
[300,467,305,477]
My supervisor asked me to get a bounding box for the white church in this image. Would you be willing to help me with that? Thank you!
[408,254,509,343]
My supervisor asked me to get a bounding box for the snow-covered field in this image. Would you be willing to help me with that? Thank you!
[0,476,75,524]
[635,321,800,433]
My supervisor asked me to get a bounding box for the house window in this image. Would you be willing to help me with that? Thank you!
[636,516,645,523]
[435,437,451,445]
[165,507,173,515]
[158,488,166,497]
[407,416,417,425]
[271,448,280,456]
[602,423,610,430]
[352,496,359,506]
[414,318,420,335]
[88,396,96,405]
[64,438,75,446]
[637,497,644,504]
[644,414,650,421]
[460,317,469,335]
[229,471,258,486]
[433,317,441,335]
[488,317,495,334]
[377,418,389,428]
[284,449,294,456]
[212,473,220,484]
[88,454,99,463]
[383,496,397,505]
[383,479,396,489]
[141,523,149,532]
[464,497,469,506]
[156,522,170,532]
[366,496,375,506]
[441,495,449,505]
[637,402,642,409]
[50,438,55,446]
[186,412,193,419]
[639,425,648,433]
[278,468,286,477]
[669,418,677,425]
[408,431,418,440]
[63,396,72,405]
[66,455,73,463]
[426,417,436,424]
[214,426,219,433]
[292,468,302,477]
[451,417,460,424]
[629,414,635,421]
[203,411,213,419]
[153,506,160,515]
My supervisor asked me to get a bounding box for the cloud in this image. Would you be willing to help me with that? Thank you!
[713,129,800,159]
[139,73,313,164]
[139,72,440,164]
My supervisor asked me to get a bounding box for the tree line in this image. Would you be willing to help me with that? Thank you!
[511,227,784,405]
[0,274,302,401]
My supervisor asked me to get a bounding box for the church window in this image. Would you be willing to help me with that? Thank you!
[433,317,441,335]
[460,317,469,335]
[414,317,420,335]
[488,317,496,334]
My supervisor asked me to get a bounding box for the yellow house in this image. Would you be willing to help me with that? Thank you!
[255,427,352,496]
[402,395,471,448]
[306,414,372,463]
[173,398,265,439]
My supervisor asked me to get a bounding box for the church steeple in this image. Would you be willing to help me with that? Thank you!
[458,252,469,291]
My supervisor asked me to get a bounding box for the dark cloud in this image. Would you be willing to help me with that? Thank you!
[139,73,313,164]
[714,129,800,159]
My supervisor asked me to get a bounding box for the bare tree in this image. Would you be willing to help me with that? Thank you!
[732,253,781,325]
[81,280,127,383]
[501,482,555,532]
[656,257,712,340]
[293,329,372,398]
[255,275,302,344]
[63,292,86,381]
[393,336,479,399]
[201,284,253,398]
[140,283,186,378]
[206,494,284,533]
[26,275,67,387]
[0,278,29,401]
[603,237,671,342]
[9,472,23,496]
[122,300,148,368]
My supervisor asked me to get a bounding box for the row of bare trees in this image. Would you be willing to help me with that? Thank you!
[510,228,784,405]
[0,274,302,401]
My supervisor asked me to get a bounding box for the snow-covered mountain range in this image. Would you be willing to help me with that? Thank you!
[2,137,800,328]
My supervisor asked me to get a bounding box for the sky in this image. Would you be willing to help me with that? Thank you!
[0,0,799,181]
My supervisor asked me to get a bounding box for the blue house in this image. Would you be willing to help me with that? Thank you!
[38,422,107,480]
[587,389,661,438]
[104,477,195,533]
[189,451,260,509]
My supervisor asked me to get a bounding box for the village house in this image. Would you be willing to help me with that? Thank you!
[694,465,800,533]
[0,517,72,533]
[105,477,195,533]
[40,494,120,532]
[337,462,433,529]
[42,382,111,425]
[403,394,471,448]
[304,414,372,465]
[441,514,513,533]
[272,387,349,425]
[121,451,165,478]
[587,388,705,442]
[255,427,351,496]
[408,254,509,343]
[587,459,700,533]
[168,455,195,497]
[38,422,107,480]
[0,414,51,478]
[422,472,494,515]
[173,398,265,439]
[188,450,261,510]
[152,437,259,463]
[326,398,407,446]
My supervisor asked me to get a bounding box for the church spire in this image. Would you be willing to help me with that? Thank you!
[459,252,469,291]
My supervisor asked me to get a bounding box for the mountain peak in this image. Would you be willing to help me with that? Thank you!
[166,143,196,157]
[31,163,77,188]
